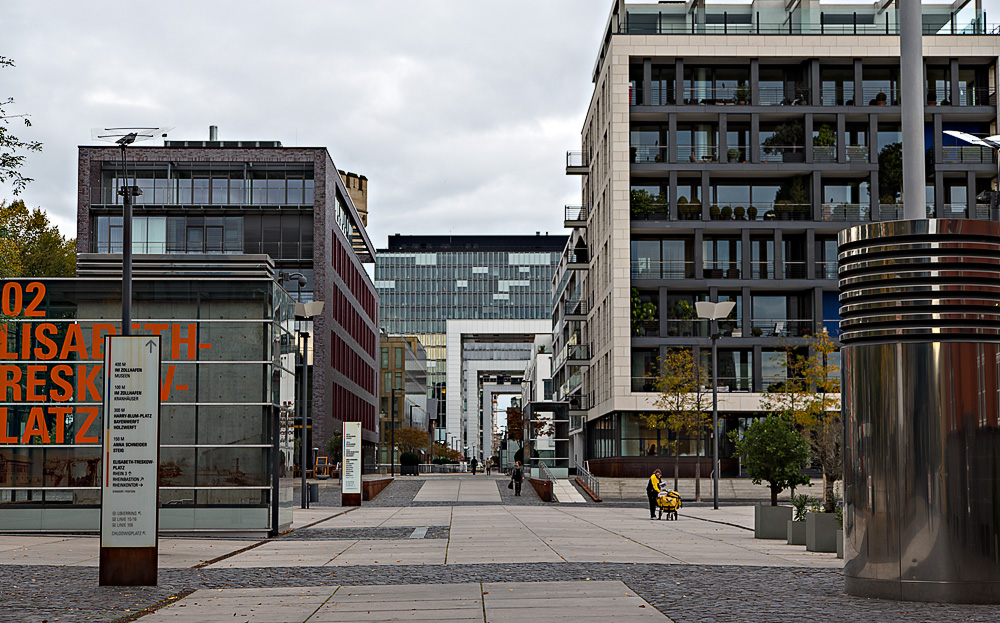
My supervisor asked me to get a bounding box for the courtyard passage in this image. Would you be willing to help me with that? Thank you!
[2,475,998,622]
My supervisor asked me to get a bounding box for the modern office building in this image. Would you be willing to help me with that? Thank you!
[378,334,431,462]
[76,133,380,467]
[375,234,565,457]
[561,0,1000,476]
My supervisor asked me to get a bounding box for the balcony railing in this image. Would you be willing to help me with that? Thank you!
[564,297,589,316]
[759,145,806,164]
[939,145,996,164]
[559,369,583,398]
[846,145,869,163]
[751,261,774,279]
[665,319,709,338]
[750,319,815,338]
[632,319,659,337]
[566,394,591,411]
[566,151,587,168]
[976,204,992,219]
[678,145,720,163]
[703,261,740,279]
[821,203,869,221]
[565,205,587,222]
[757,86,810,106]
[554,344,590,371]
[620,16,1000,37]
[682,86,752,105]
[630,201,670,220]
[751,203,811,221]
[939,203,970,218]
[631,260,695,279]
[860,87,899,105]
[957,86,996,106]
[817,261,838,280]
[879,204,902,220]
[783,261,807,279]
[820,86,855,106]
[631,145,669,163]
[567,249,589,264]
[711,376,753,392]
[813,146,837,163]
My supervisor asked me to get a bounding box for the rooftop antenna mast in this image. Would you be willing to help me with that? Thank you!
[91,127,172,336]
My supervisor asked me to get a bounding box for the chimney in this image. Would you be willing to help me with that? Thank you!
[209,125,218,141]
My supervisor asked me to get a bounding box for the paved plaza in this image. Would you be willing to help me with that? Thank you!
[1,475,999,621]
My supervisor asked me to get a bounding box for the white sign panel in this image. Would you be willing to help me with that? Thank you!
[343,421,362,495]
[101,336,161,548]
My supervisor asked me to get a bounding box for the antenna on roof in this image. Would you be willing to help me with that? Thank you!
[90,127,172,338]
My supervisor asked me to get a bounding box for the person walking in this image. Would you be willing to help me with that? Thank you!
[485,457,492,475]
[470,456,478,475]
[646,469,662,520]
[510,460,524,496]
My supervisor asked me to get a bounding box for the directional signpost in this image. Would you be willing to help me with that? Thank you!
[342,421,362,506]
[100,335,162,586]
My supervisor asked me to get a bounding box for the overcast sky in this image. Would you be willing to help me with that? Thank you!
[3,0,998,248]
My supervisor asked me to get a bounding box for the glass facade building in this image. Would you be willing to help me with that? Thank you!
[376,235,565,438]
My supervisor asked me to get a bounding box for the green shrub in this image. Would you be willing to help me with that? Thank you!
[729,413,810,506]
[400,451,420,466]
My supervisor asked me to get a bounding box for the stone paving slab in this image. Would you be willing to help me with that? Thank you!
[140,580,666,623]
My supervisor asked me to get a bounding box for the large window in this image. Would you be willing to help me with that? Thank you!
[99,164,315,206]
[631,238,694,279]
[703,237,741,278]
[93,215,242,254]
[751,294,813,337]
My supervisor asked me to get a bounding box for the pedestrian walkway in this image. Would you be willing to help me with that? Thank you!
[552,479,587,503]
[138,580,667,622]
[412,474,502,502]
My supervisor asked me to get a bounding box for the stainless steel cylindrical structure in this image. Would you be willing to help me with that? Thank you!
[839,219,1000,603]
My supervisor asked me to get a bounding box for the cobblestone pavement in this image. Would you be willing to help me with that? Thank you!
[5,562,1000,623]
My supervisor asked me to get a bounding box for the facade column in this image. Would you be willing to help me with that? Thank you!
[750,59,760,105]
[719,113,728,158]
[700,170,710,220]
[853,58,863,106]
[694,229,704,280]
[806,229,816,280]
[949,58,960,105]
[837,114,847,163]
[750,113,760,164]
[810,59,821,105]
[643,58,652,106]
[774,229,784,280]
[675,59,684,105]
[741,286,751,337]
[741,229,751,283]
[967,170,978,217]
[812,171,823,221]
[804,113,814,162]
[668,113,678,163]
[668,170,679,220]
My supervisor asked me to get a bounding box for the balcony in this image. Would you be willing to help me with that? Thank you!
[759,145,806,164]
[665,319,709,338]
[681,85,753,106]
[846,145,869,163]
[703,261,740,279]
[750,319,815,338]
[631,145,669,164]
[554,344,590,374]
[757,86,810,106]
[559,369,583,397]
[565,394,591,413]
[817,261,838,280]
[878,204,937,220]
[783,261,808,279]
[564,205,588,228]
[939,146,996,164]
[566,151,588,175]
[678,145,720,163]
[567,249,589,269]
[821,204,869,221]
[957,86,996,106]
[632,319,659,338]
[751,261,775,279]
[712,376,753,392]
[631,260,695,280]
[563,297,589,320]
[631,376,658,393]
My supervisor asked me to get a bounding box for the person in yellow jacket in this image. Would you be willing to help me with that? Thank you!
[646,469,662,519]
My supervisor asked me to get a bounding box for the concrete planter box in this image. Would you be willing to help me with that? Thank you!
[755,504,792,539]
[837,528,844,559]
[806,512,839,552]
[787,520,807,545]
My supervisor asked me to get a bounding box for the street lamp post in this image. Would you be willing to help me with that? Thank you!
[695,300,736,511]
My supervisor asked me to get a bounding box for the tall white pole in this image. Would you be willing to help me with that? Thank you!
[901,0,926,220]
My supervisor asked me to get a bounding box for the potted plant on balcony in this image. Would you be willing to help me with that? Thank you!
[763,120,805,163]
[685,200,702,220]
[721,206,733,220]
[734,206,746,220]
[631,288,657,337]
[710,204,721,220]
[747,205,758,221]
[728,148,741,163]
[729,413,811,539]
[813,124,836,162]
[630,189,656,219]
[735,80,750,105]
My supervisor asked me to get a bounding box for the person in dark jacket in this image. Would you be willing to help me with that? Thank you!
[470,457,478,475]
[510,461,524,496]
[647,469,662,519]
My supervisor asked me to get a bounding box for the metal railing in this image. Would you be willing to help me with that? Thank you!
[577,460,600,500]
[678,145,720,162]
[631,260,695,279]
[564,205,587,222]
[751,203,812,221]
[751,261,774,279]
[630,201,670,219]
[566,151,587,168]
[621,18,1000,36]
[759,145,806,163]
[820,86,855,106]
[846,145,869,163]
[976,204,992,219]
[750,318,815,337]
[817,261,838,280]
[553,344,590,371]
[538,461,557,486]
[665,319,709,337]
[632,319,659,337]
[821,203,869,221]
[756,86,810,106]
[813,145,838,162]
[703,261,741,279]
[783,261,807,279]
[939,145,995,164]
[631,145,669,163]
[939,203,970,218]
[566,394,591,411]
[564,297,589,316]
[682,85,752,105]
[957,86,996,106]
